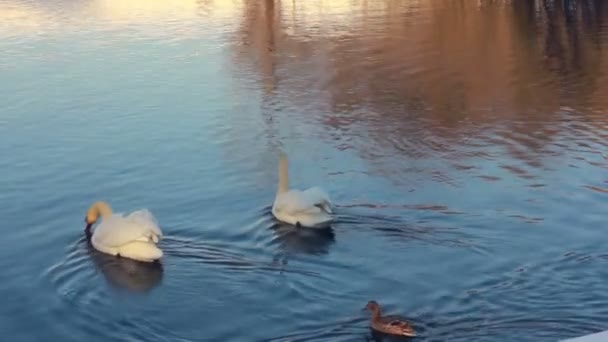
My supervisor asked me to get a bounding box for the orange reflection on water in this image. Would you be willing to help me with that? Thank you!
[230,0,608,177]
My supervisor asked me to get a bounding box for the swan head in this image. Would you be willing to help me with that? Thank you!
[84,201,112,232]
[85,211,98,226]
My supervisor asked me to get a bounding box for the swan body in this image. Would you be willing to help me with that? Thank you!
[271,153,334,228]
[85,201,163,262]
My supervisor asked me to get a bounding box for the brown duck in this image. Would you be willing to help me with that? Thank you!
[364,301,416,337]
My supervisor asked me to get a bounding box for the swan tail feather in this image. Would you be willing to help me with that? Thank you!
[118,241,163,262]
[315,201,333,214]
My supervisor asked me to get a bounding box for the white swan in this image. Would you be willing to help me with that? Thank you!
[84,201,163,262]
[271,152,334,228]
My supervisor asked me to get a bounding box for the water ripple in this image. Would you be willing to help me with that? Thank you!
[3,0,608,340]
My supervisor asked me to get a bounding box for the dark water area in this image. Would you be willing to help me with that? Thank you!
[1,0,607,341]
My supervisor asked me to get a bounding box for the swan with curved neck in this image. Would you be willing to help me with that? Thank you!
[84,201,163,263]
[271,152,333,228]
[85,201,112,233]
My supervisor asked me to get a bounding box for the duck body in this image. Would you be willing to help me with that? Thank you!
[370,314,416,337]
[85,202,163,263]
[365,301,416,337]
[271,153,334,229]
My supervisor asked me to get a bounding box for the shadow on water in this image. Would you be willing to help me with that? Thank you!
[367,330,417,342]
[267,221,336,269]
[43,237,164,295]
[269,221,336,256]
[87,244,164,293]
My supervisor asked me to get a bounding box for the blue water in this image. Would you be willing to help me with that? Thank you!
[1,1,608,341]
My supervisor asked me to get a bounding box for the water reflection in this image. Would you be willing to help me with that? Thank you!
[231,0,608,184]
[2,0,608,341]
[87,244,163,293]
[368,330,415,342]
[269,222,336,273]
[270,222,336,256]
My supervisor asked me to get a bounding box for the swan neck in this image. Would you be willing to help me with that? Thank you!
[277,156,289,194]
[91,201,113,220]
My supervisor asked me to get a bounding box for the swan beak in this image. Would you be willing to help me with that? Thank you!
[84,218,92,231]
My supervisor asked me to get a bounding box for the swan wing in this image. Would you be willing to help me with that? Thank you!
[301,187,333,214]
[126,209,163,238]
[274,189,332,215]
[94,210,162,247]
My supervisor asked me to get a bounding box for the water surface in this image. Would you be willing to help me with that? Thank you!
[1,0,608,341]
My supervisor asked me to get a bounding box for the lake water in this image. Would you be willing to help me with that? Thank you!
[1,0,607,341]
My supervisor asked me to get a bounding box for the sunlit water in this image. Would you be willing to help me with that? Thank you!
[1,1,607,341]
